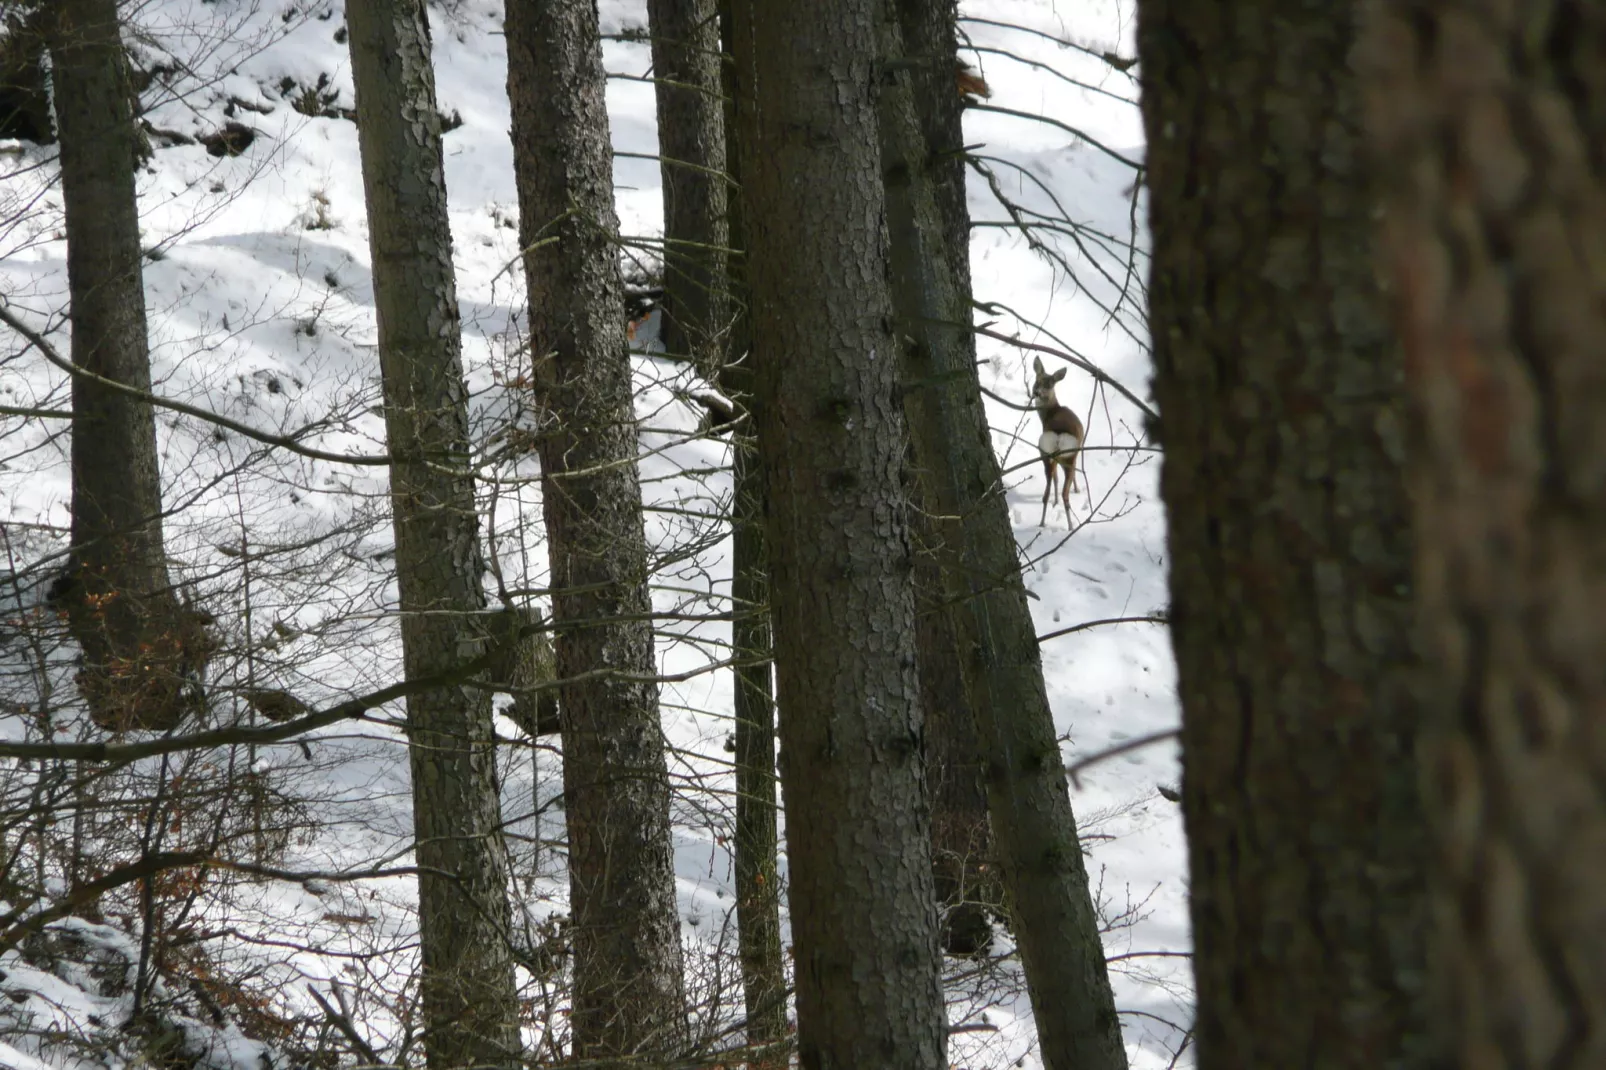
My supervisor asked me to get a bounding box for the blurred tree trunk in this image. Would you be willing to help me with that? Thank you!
[344,3,521,1067]
[48,0,192,733]
[874,4,1127,1066]
[646,0,728,368]
[505,0,688,1058]
[727,0,947,1065]
[712,0,786,1053]
[1,2,54,144]
[1139,3,1433,1067]
[1365,2,1606,1066]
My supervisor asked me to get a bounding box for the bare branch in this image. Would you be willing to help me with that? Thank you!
[1064,730,1181,788]
[1037,613,1168,645]
[973,318,1158,425]
[0,298,396,467]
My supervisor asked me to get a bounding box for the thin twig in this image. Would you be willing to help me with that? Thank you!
[1037,613,1167,644]
[0,300,395,467]
[307,986,386,1067]
[1064,729,1182,788]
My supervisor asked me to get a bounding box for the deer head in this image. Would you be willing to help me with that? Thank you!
[1031,356,1068,411]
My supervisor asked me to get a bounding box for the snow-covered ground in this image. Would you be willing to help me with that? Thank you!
[0,0,1187,1066]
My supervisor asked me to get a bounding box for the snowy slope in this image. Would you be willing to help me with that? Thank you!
[0,0,1187,1066]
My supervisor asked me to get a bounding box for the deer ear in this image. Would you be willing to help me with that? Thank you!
[1051,368,1067,383]
[1033,356,1047,376]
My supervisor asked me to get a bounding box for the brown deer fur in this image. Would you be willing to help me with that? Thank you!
[956,62,991,103]
[1030,356,1084,527]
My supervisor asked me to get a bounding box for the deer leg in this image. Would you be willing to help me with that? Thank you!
[1060,459,1073,524]
[1039,456,1054,527]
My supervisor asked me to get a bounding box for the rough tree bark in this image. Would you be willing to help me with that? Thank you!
[889,0,1000,964]
[645,0,728,367]
[874,5,1128,1066]
[712,0,786,1051]
[912,543,995,957]
[505,0,688,1057]
[1139,3,1433,1067]
[729,439,785,1057]
[648,0,786,1041]
[48,0,195,733]
[344,2,521,1066]
[1364,2,1606,1066]
[727,0,947,1066]
[891,0,970,313]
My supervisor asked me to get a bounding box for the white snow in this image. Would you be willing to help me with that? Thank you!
[0,0,1188,1066]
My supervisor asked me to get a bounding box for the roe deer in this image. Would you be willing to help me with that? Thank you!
[1030,356,1084,527]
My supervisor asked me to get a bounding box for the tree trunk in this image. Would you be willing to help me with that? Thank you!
[344,3,521,1066]
[912,539,995,958]
[645,0,728,368]
[1,2,54,144]
[727,0,946,1066]
[505,0,688,1058]
[890,0,1000,965]
[891,0,970,309]
[48,0,192,734]
[874,6,1128,1067]
[1138,3,1433,1067]
[1364,3,1606,1066]
[729,440,786,1057]
[713,2,785,1050]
